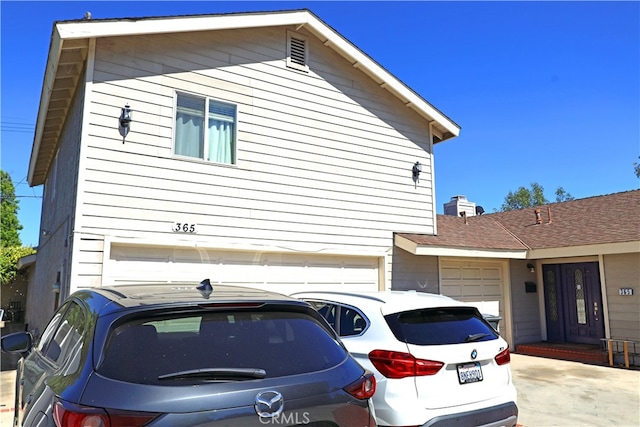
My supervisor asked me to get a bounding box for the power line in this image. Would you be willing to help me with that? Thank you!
[0,119,35,134]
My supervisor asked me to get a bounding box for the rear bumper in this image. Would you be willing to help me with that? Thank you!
[421,401,518,427]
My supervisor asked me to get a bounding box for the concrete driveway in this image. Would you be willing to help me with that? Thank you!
[511,353,640,427]
[1,354,639,426]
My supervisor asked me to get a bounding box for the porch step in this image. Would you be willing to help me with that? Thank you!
[516,342,607,365]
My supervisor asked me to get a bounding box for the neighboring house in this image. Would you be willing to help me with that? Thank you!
[396,191,640,353]
[23,9,639,360]
[24,10,460,334]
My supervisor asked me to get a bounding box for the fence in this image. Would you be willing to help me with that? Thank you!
[601,338,640,369]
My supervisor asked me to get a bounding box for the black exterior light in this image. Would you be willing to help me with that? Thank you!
[412,161,422,183]
[118,104,132,143]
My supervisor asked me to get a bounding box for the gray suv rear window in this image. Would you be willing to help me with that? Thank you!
[385,307,498,345]
[99,310,347,384]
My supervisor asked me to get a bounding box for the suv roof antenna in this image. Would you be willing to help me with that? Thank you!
[197,278,213,299]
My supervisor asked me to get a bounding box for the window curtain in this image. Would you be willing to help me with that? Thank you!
[207,119,234,164]
[175,95,204,158]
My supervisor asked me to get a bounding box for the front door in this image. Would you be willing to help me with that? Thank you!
[543,262,604,345]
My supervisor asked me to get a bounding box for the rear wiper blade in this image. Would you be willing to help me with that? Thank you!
[158,368,267,381]
[465,333,491,342]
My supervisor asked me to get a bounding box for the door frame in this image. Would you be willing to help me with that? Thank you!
[542,261,605,344]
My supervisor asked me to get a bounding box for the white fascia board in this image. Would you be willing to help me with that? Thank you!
[528,241,640,259]
[28,27,63,186]
[55,11,311,40]
[414,246,527,259]
[394,235,526,259]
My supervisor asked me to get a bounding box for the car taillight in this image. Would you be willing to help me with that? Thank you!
[495,347,511,365]
[368,350,444,379]
[344,371,376,400]
[54,400,160,427]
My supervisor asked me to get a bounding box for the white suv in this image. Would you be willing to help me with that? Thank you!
[292,290,518,427]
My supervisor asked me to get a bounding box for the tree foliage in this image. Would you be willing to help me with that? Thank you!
[500,182,574,211]
[1,170,23,248]
[634,157,640,179]
[1,170,35,285]
[0,246,36,285]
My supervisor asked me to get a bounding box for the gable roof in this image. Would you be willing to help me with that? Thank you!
[28,9,460,186]
[396,190,640,259]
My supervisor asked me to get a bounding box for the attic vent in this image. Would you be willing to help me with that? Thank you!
[287,31,309,72]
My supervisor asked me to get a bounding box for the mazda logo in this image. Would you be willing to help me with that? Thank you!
[471,349,478,360]
[255,390,284,418]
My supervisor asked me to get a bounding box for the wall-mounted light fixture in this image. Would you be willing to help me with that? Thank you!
[412,161,422,183]
[118,104,133,143]
[527,263,535,273]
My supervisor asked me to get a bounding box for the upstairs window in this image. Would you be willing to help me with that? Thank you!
[174,92,237,164]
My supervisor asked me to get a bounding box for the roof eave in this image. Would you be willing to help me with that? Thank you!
[395,234,527,259]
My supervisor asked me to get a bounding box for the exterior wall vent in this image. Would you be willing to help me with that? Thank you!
[287,31,309,72]
[444,195,478,217]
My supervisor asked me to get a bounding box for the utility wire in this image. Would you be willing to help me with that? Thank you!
[0,118,35,134]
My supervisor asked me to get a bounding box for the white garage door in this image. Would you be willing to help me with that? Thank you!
[440,260,505,319]
[104,245,380,294]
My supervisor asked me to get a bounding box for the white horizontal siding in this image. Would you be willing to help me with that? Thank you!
[79,25,436,259]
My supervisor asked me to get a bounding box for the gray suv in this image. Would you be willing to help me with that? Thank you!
[1,280,376,426]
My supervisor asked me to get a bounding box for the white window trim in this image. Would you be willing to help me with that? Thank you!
[172,91,238,165]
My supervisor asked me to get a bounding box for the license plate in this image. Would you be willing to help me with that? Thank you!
[457,362,483,384]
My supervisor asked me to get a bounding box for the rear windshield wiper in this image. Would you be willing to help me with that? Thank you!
[158,368,267,381]
[465,333,491,343]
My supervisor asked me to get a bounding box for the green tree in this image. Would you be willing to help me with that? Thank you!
[634,157,640,179]
[1,170,35,285]
[500,182,548,211]
[500,182,574,211]
[1,170,23,247]
[554,187,574,203]
[0,246,35,285]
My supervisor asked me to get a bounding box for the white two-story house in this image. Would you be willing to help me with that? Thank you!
[26,10,460,334]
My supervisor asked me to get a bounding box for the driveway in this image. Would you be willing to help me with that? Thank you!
[2,354,639,426]
[511,353,640,427]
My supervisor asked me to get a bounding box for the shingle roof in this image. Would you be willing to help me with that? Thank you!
[399,215,527,251]
[398,190,640,252]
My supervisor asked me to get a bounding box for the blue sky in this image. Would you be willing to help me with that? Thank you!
[1,1,639,247]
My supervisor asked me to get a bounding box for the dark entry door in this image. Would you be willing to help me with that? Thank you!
[543,262,604,345]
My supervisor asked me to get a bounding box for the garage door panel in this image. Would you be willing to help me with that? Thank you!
[105,245,379,294]
[441,261,505,318]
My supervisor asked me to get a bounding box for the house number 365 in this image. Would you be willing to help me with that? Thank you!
[173,222,197,233]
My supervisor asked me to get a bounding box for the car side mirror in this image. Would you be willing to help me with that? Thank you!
[1,331,33,356]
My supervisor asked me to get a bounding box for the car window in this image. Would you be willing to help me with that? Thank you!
[338,306,367,337]
[47,301,86,368]
[308,301,337,330]
[385,307,498,345]
[98,309,348,385]
[37,303,69,357]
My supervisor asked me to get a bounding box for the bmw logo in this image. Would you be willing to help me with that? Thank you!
[471,349,478,360]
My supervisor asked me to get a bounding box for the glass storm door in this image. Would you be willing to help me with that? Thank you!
[544,262,604,345]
